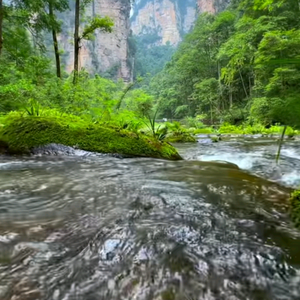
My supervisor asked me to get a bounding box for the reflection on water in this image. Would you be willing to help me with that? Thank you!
[0,138,300,300]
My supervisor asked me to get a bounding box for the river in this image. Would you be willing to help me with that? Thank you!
[0,137,300,300]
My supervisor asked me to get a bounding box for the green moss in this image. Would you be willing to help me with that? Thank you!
[290,190,300,228]
[166,133,197,143]
[0,116,182,160]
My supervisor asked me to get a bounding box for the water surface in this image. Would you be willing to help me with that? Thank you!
[0,138,300,300]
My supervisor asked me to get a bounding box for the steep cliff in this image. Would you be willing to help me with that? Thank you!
[131,0,230,45]
[59,0,133,82]
[57,0,230,81]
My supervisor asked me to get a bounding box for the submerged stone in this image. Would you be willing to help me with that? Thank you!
[0,117,182,160]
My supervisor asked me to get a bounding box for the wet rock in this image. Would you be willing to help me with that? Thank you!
[32,143,92,157]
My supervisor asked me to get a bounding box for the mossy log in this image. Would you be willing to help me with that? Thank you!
[0,116,182,160]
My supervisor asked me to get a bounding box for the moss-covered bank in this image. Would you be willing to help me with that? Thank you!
[290,190,300,228]
[0,116,182,160]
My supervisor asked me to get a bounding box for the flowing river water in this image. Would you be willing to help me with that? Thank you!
[0,136,300,300]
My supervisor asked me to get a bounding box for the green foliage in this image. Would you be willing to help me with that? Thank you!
[166,121,186,135]
[133,36,175,84]
[122,89,154,117]
[183,116,206,129]
[217,122,295,135]
[144,108,167,141]
[81,16,113,40]
[175,105,189,118]
[165,121,197,143]
[222,106,247,124]
[193,127,214,134]
[24,99,41,116]
[148,0,300,128]
[149,12,235,119]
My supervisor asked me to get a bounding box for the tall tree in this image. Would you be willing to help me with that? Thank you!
[47,0,69,78]
[9,0,69,77]
[73,0,113,84]
[73,0,80,84]
[49,1,60,78]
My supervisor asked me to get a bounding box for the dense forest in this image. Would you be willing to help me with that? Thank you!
[144,0,300,127]
[133,35,175,83]
[0,0,153,123]
[0,0,299,140]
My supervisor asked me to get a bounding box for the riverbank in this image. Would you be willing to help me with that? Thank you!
[188,123,299,137]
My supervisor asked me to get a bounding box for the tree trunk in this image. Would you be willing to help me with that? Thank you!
[229,84,233,108]
[217,60,222,112]
[49,1,61,78]
[248,74,251,97]
[73,0,80,84]
[239,68,248,98]
[0,0,3,56]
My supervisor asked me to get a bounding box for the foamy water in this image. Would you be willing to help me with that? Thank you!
[176,138,300,188]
